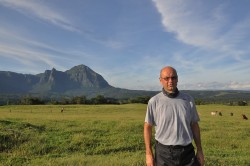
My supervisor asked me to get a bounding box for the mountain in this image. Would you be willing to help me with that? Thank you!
[0,65,111,93]
[0,64,157,98]
[1,64,250,103]
[0,71,38,93]
[32,65,111,93]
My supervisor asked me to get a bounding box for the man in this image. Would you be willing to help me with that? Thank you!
[144,66,204,166]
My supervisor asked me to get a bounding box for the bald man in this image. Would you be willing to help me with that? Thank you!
[144,66,204,166]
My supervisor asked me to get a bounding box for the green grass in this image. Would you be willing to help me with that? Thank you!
[0,104,250,166]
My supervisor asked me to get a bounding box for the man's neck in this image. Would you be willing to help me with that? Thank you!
[162,88,179,98]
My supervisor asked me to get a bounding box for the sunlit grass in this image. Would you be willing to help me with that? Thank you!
[0,104,250,165]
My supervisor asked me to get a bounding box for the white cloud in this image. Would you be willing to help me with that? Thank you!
[152,0,219,48]
[103,40,126,50]
[227,82,250,90]
[0,0,80,33]
[152,0,250,62]
[179,81,250,90]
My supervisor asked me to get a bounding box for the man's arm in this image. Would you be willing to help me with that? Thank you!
[144,122,154,166]
[191,122,205,166]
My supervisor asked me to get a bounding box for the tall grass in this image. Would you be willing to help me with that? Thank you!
[0,104,249,165]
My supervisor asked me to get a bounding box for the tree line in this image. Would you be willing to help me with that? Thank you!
[1,95,248,106]
[3,95,151,105]
[195,98,248,106]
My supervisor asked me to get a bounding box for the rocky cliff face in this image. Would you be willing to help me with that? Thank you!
[0,64,111,94]
[66,65,110,89]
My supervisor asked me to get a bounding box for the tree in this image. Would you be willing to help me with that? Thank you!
[128,96,151,104]
[71,96,87,104]
[20,96,44,105]
[91,95,107,104]
[238,101,248,106]
[195,98,204,105]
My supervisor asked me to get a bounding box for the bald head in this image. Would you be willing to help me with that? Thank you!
[160,66,177,78]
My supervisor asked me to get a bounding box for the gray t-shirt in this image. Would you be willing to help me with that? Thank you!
[145,91,200,146]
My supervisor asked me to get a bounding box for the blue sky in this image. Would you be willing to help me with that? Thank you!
[1,0,250,91]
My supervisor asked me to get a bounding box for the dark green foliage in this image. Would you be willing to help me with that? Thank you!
[238,101,248,106]
[90,95,107,104]
[71,96,87,104]
[20,96,44,105]
[128,96,151,104]
[195,98,204,105]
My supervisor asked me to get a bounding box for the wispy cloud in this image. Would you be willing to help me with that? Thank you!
[0,0,132,51]
[152,0,250,63]
[0,44,56,68]
[0,27,72,72]
[0,0,80,33]
[0,27,64,54]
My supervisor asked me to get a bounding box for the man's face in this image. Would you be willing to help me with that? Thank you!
[160,68,178,93]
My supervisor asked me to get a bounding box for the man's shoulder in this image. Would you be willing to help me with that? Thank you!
[179,92,194,102]
[179,91,194,101]
[149,91,163,102]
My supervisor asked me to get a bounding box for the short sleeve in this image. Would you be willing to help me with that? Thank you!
[145,99,156,126]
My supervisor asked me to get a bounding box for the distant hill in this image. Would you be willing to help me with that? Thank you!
[0,64,250,104]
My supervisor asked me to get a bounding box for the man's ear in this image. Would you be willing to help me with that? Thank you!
[159,78,164,86]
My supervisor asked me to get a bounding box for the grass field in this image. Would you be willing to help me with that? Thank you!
[0,104,249,166]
